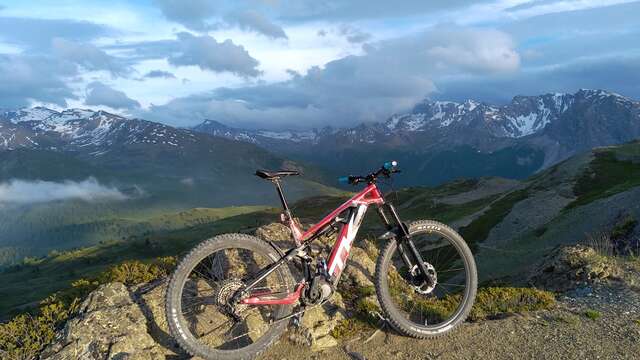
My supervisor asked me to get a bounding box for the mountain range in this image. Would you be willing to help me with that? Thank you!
[3,89,638,187]
[193,89,640,185]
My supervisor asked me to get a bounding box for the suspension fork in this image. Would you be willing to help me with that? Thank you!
[378,204,435,286]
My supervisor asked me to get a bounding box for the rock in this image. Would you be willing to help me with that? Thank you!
[40,282,177,360]
[287,292,346,352]
[529,245,622,292]
[255,222,292,243]
[344,247,377,290]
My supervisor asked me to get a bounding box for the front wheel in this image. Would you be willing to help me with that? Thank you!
[375,220,477,338]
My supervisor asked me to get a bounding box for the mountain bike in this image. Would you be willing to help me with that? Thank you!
[165,161,477,359]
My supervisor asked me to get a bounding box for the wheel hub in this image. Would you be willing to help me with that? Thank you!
[409,262,437,295]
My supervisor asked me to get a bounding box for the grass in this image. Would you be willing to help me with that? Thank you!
[459,189,529,246]
[611,215,638,240]
[566,150,640,210]
[470,287,556,320]
[332,286,556,340]
[584,309,602,320]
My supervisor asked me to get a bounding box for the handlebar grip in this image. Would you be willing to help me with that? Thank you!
[383,160,398,170]
[338,176,350,184]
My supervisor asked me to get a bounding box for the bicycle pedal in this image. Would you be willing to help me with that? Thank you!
[292,313,303,328]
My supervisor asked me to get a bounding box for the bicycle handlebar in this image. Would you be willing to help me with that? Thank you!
[338,161,400,185]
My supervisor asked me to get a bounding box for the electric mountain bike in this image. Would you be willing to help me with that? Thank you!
[165,161,477,360]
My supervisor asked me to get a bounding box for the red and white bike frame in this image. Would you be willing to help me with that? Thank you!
[240,183,385,305]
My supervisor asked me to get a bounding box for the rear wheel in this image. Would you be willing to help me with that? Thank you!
[375,220,477,338]
[165,234,295,360]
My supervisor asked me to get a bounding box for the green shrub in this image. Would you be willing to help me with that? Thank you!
[469,287,556,320]
[584,309,602,320]
[99,256,176,285]
[391,287,556,324]
[0,256,177,359]
[0,299,79,359]
[330,318,372,339]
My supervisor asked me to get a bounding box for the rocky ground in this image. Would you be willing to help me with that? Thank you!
[39,226,640,360]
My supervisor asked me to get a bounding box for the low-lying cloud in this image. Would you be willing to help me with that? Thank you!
[0,178,128,204]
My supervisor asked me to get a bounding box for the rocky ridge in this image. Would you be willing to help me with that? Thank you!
[40,223,381,359]
[38,241,640,360]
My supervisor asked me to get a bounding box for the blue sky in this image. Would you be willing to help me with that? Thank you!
[0,0,639,129]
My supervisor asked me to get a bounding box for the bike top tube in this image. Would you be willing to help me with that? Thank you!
[294,183,384,243]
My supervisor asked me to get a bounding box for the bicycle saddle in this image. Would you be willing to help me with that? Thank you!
[255,169,300,179]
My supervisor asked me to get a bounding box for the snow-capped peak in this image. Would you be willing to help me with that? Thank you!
[3,107,58,123]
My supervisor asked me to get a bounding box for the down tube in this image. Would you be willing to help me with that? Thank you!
[327,204,368,279]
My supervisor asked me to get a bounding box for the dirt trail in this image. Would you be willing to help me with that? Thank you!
[262,282,640,360]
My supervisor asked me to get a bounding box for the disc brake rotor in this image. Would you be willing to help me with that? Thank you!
[409,262,437,295]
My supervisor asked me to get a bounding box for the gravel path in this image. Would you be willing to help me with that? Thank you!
[262,280,640,360]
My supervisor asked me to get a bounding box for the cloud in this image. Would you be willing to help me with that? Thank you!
[505,0,636,18]
[269,0,476,22]
[0,54,77,108]
[421,27,519,73]
[152,0,287,39]
[0,16,114,49]
[143,26,520,128]
[432,54,640,104]
[168,32,261,77]
[225,10,288,39]
[85,81,140,109]
[52,38,131,77]
[338,25,371,43]
[0,178,128,204]
[142,70,176,79]
[108,32,261,77]
[152,0,216,31]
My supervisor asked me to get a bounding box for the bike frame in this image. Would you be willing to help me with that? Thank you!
[238,182,402,306]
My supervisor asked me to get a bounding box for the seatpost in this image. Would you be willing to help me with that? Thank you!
[272,178,292,220]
